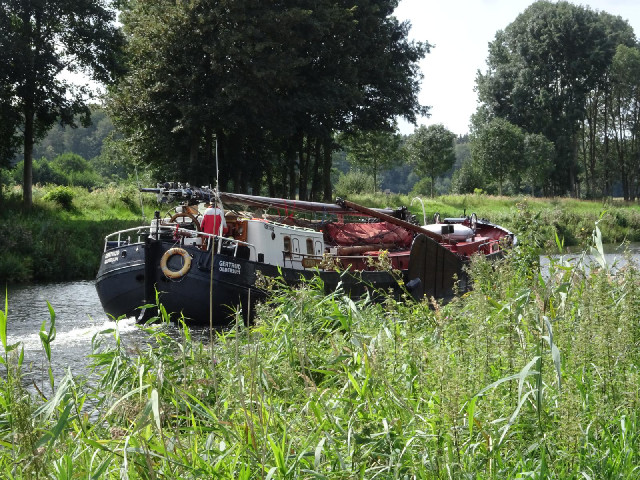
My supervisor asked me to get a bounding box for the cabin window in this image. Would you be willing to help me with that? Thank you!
[283,236,291,256]
[306,238,314,254]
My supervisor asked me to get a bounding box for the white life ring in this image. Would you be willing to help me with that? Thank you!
[160,247,192,279]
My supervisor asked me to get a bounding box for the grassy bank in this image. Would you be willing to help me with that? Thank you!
[3,184,640,284]
[354,192,640,248]
[1,228,639,478]
[0,185,149,283]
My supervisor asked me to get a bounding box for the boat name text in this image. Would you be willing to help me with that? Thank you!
[104,250,119,265]
[218,261,241,275]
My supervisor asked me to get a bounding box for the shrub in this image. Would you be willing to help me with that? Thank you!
[334,170,377,196]
[43,186,75,210]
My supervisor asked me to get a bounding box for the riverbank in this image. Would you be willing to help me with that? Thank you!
[0,184,147,283]
[1,241,638,477]
[350,192,640,248]
[3,184,640,283]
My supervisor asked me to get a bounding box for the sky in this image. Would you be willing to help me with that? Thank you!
[394,0,640,136]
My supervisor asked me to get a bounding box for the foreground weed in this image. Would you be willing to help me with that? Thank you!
[1,230,640,478]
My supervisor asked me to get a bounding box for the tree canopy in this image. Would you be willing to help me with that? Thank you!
[339,129,405,192]
[407,124,456,198]
[475,0,635,196]
[109,0,428,199]
[0,0,123,207]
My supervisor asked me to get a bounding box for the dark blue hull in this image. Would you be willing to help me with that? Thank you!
[95,233,471,325]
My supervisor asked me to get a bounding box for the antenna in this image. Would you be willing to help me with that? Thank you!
[209,134,218,365]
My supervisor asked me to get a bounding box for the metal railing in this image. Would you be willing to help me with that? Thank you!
[103,225,256,259]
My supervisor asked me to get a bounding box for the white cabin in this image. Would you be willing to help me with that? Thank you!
[244,219,324,269]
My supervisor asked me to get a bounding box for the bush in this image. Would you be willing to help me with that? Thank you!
[43,186,75,210]
[334,170,377,197]
[51,153,102,188]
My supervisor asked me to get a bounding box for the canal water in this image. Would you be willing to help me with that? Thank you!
[4,281,210,393]
[539,242,640,274]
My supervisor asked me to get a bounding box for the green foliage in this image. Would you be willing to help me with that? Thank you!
[50,153,102,188]
[0,0,124,207]
[609,44,640,200]
[12,157,64,186]
[12,152,114,189]
[471,117,525,195]
[32,105,116,161]
[110,0,428,196]
[0,184,144,283]
[3,234,640,477]
[334,170,377,197]
[475,1,636,196]
[407,124,456,197]
[43,186,76,210]
[451,157,486,194]
[339,129,405,191]
[523,133,555,196]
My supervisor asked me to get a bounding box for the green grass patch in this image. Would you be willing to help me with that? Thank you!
[3,185,640,283]
[0,184,150,283]
[347,192,640,247]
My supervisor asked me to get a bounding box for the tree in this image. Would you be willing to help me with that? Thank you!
[407,124,456,198]
[610,44,640,200]
[471,118,524,195]
[475,1,633,195]
[110,0,428,199]
[339,130,405,192]
[451,157,485,194]
[0,0,123,208]
[523,133,555,196]
[580,12,635,198]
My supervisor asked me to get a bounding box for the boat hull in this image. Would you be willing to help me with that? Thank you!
[95,243,146,319]
[95,238,459,324]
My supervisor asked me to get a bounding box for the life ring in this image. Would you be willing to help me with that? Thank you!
[160,248,192,279]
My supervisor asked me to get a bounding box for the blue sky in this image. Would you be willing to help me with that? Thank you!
[395,0,640,136]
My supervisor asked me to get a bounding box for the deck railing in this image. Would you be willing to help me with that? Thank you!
[103,225,256,259]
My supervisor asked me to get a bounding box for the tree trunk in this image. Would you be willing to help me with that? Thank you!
[298,134,309,201]
[373,157,378,193]
[204,125,213,185]
[603,83,611,197]
[216,130,229,191]
[189,131,199,184]
[22,5,35,209]
[23,106,34,209]
[310,138,322,201]
[322,137,333,202]
[287,140,297,199]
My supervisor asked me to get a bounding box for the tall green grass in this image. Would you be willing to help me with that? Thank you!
[352,192,640,247]
[0,223,639,478]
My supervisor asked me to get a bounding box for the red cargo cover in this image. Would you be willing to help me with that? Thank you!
[324,221,413,248]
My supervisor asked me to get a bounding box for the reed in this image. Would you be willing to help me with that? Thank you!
[0,224,639,478]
